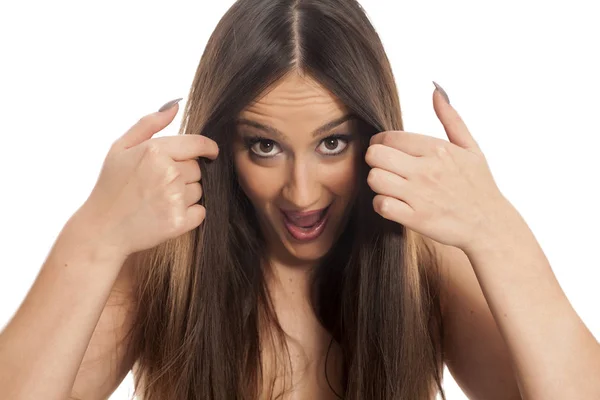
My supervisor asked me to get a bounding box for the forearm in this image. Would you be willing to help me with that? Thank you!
[0,215,128,399]
[464,204,600,399]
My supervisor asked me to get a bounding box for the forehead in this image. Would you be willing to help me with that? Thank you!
[238,73,349,129]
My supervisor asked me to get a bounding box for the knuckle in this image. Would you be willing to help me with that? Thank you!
[373,143,386,153]
[144,141,162,157]
[365,147,373,163]
[197,136,217,156]
[434,143,449,158]
[381,133,395,146]
[418,167,437,183]
[367,168,380,186]
[430,170,442,182]
[166,188,185,206]
[158,185,179,207]
[163,198,186,230]
[163,163,180,184]
[426,162,443,182]
[375,196,390,216]
[365,145,380,163]
[198,135,212,147]
[169,211,186,232]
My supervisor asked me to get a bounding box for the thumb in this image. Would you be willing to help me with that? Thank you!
[432,82,480,151]
[114,97,183,150]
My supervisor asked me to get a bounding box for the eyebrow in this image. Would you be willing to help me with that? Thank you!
[235,113,356,141]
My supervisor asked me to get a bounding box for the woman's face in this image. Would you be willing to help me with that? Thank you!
[233,72,361,264]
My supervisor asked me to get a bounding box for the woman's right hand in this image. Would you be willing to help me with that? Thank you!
[75,98,219,258]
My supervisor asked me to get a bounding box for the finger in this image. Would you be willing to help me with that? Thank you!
[182,204,206,232]
[365,144,418,178]
[370,130,445,157]
[184,182,203,206]
[373,194,414,226]
[432,87,479,151]
[177,159,202,183]
[113,98,182,150]
[367,168,413,204]
[152,134,219,161]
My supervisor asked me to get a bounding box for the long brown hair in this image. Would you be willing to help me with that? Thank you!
[126,0,447,398]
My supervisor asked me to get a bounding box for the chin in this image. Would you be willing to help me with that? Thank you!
[282,239,334,262]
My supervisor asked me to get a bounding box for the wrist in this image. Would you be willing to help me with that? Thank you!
[62,207,129,265]
[461,199,526,258]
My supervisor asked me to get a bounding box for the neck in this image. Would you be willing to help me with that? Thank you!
[263,255,316,308]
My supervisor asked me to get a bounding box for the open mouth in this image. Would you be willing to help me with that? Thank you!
[280,204,332,242]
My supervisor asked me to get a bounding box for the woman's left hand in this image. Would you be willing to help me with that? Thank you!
[365,83,512,251]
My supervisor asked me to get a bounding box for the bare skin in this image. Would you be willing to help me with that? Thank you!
[4,70,555,399]
[233,70,357,398]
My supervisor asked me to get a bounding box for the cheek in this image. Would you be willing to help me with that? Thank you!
[320,157,358,197]
[234,155,282,206]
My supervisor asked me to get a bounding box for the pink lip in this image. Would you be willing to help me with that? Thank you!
[280,205,332,242]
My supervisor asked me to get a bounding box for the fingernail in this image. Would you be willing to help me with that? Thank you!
[158,97,183,112]
[432,81,450,105]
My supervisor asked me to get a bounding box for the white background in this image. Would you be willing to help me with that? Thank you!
[1,1,598,399]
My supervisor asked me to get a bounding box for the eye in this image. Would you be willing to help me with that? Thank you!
[245,137,283,158]
[317,134,351,156]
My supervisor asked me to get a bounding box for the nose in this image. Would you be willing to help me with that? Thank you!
[281,157,322,210]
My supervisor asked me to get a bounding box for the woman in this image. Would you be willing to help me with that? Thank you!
[124,0,449,397]
[1,0,598,399]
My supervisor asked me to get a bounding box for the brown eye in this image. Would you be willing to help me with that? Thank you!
[317,135,350,156]
[324,138,338,150]
[248,139,282,158]
[258,140,274,153]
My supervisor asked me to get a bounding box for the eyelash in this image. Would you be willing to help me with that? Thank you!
[242,134,353,159]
